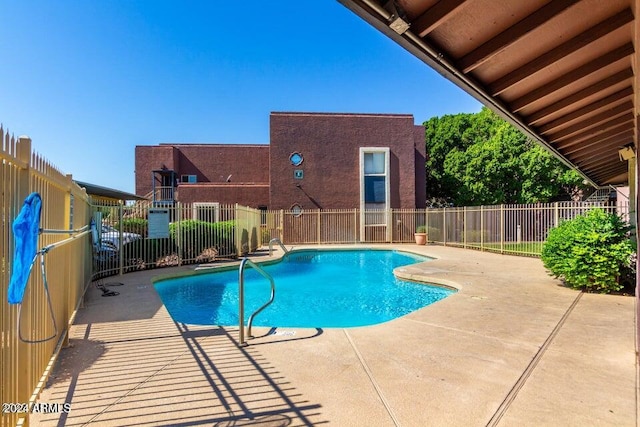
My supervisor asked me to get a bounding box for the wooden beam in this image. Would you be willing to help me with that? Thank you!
[412,0,466,38]
[526,69,633,125]
[459,0,581,73]
[557,121,633,151]
[574,144,625,166]
[586,161,626,175]
[537,87,634,134]
[545,102,634,142]
[587,162,627,177]
[555,114,634,149]
[576,152,623,170]
[511,43,634,112]
[566,131,634,158]
[489,9,634,95]
[564,134,633,159]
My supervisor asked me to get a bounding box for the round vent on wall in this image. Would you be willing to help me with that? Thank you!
[290,204,303,217]
[289,152,303,166]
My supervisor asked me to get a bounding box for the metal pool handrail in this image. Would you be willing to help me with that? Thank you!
[238,258,276,346]
[268,237,289,256]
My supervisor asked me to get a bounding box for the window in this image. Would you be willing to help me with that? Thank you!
[192,202,220,223]
[181,174,197,183]
[360,148,390,238]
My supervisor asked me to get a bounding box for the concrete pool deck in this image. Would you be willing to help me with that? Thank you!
[32,245,636,426]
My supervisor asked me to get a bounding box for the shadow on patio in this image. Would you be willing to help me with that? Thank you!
[33,281,326,426]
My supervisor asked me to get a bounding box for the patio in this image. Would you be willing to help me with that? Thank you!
[31,245,636,426]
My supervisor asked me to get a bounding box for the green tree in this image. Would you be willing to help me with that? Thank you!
[425,107,586,205]
[424,112,474,200]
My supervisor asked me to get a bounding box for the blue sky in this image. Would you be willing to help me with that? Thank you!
[0,1,481,194]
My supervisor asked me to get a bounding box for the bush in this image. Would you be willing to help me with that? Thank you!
[416,225,426,233]
[541,209,634,293]
[170,219,236,259]
[117,218,148,236]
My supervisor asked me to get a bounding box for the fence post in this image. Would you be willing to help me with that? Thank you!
[554,202,559,228]
[480,205,484,251]
[463,206,467,248]
[235,203,241,257]
[16,136,32,421]
[387,208,393,243]
[425,208,429,243]
[500,204,505,254]
[118,200,124,276]
[317,209,321,244]
[443,207,447,246]
[279,209,284,242]
[63,174,73,348]
[176,202,182,266]
[354,209,358,243]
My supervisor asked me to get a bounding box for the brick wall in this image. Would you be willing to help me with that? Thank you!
[135,113,427,209]
[135,145,179,196]
[178,183,270,208]
[269,112,424,210]
[135,144,269,198]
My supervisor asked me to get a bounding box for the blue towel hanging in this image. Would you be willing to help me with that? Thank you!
[8,192,42,304]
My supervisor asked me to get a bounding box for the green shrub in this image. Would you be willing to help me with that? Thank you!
[170,219,236,259]
[541,209,633,293]
[117,218,148,237]
[416,225,426,233]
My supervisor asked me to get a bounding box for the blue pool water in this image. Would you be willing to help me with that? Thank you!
[155,249,454,328]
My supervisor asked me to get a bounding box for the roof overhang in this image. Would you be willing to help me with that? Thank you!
[74,180,148,201]
[339,0,639,187]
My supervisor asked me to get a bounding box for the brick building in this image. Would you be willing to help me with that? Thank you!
[135,112,426,212]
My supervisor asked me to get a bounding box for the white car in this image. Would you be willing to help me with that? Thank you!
[101,225,142,247]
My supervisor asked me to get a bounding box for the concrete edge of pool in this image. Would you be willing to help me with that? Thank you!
[30,244,637,427]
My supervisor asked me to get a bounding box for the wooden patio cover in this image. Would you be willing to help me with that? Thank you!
[339,0,639,187]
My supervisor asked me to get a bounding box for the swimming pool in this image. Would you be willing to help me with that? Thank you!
[155,249,454,328]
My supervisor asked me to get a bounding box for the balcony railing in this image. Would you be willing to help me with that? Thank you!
[154,186,175,202]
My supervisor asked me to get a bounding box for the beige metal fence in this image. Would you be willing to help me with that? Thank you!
[1,130,93,427]
[263,202,629,256]
[93,201,262,277]
[426,202,628,256]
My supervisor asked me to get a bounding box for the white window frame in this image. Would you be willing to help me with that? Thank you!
[192,202,220,223]
[359,147,390,241]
